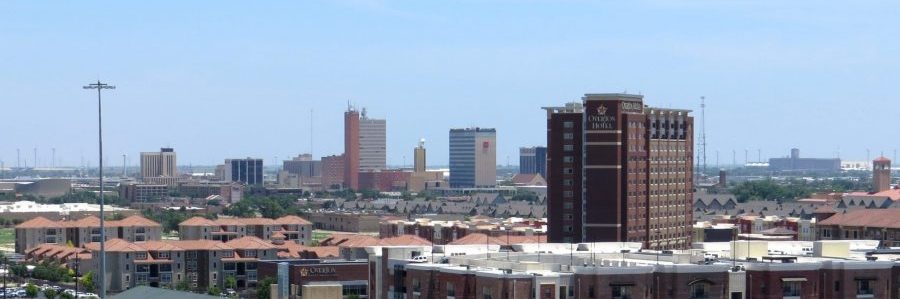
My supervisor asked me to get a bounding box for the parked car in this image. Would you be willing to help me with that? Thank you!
[410,255,429,263]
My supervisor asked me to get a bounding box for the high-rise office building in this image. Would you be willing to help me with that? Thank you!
[283,154,321,178]
[322,154,345,189]
[414,139,426,173]
[449,128,497,188]
[519,146,547,177]
[359,109,387,171]
[344,106,386,189]
[545,94,694,250]
[224,158,264,185]
[140,148,177,178]
[344,107,360,190]
[873,157,892,192]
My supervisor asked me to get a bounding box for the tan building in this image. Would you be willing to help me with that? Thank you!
[179,216,312,245]
[80,237,277,293]
[14,215,162,254]
[140,148,177,179]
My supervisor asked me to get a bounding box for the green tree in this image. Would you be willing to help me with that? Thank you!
[81,271,96,292]
[257,277,276,299]
[175,278,191,291]
[42,288,58,299]
[225,276,237,290]
[59,292,75,299]
[25,283,38,298]
[207,286,221,296]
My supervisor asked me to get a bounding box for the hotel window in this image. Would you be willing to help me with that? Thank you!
[782,281,802,297]
[563,121,574,128]
[564,133,574,140]
[563,156,574,163]
[856,279,874,296]
[482,287,493,299]
[563,202,574,209]
[563,179,573,186]
[564,168,574,174]
[563,191,573,198]
[690,283,710,299]
[564,214,573,220]
[611,285,632,299]
[564,145,574,152]
[564,225,573,232]
[447,282,455,297]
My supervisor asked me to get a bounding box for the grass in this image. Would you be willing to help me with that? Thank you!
[0,228,14,251]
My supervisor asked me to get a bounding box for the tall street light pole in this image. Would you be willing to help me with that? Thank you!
[84,80,114,299]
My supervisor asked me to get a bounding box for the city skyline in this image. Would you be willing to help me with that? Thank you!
[3,1,900,167]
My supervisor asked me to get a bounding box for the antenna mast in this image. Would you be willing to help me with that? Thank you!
[700,96,707,175]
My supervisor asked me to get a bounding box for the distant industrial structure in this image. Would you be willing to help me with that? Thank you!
[768,148,841,172]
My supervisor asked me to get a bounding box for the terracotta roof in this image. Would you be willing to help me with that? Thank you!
[141,241,185,252]
[511,173,545,185]
[275,215,312,225]
[113,215,162,227]
[84,239,147,252]
[505,235,547,244]
[15,216,58,228]
[379,235,432,246]
[874,156,891,162]
[448,233,506,245]
[179,216,219,226]
[818,209,900,229]
[873,189,900,201]
[166,240,233,251]
[225,236,277,250]
[16,215,161,229]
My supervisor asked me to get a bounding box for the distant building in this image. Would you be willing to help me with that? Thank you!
[449,128,497,188]
[321,154,345,190]
[0,178,71,198]
[414,139,426,173]
[519,146,547,178]
[545,94,694,249]
[344,106,387,190]
[224,158,264,185]
[140,148,177,179]
[358,170,411,191]
[359,109,386,171]
[307,212,381,233]
[873,157,892,192]
[119,183,168,202]
[282,154,321,177]
[0,200,137,223]
[768,148,841,172]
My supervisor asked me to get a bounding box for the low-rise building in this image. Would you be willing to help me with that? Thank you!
[816,208,900,247]
[0,200,138,222]
[307,212,381,233]
[178,216,312,245]
[15,215,162,254]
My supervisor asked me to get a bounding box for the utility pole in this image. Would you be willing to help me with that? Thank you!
[122,154,127,177]
[84,80,114,299]
[700,96,707,175]
[52,148,56,168]
[33,147,37,168]
[16,149,20,169]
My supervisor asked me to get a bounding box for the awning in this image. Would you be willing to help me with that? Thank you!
[781,278,807,282]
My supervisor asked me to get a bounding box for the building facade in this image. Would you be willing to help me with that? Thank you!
[545,94,694,250]
[178,215,313,245]
[15,215,162,253]
[224,158,264,185]
[449,128,497,188]
[768,148,841,172]
[344,107,361,190]
[359,109,387,172]
[283,154,321,178]
[321,154,345,190]
[140,148,177,179]
[519,146,547,178]
[874,157,892,192]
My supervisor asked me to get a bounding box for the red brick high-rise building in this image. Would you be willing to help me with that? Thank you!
[344,106,360,190]
[545,93,694,249]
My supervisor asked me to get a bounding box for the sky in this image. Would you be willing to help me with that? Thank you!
[2,1,899,168]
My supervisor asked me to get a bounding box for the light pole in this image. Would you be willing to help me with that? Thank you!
[84,80,114,299]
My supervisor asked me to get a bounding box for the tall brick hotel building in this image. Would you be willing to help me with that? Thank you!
[545,93,694,249]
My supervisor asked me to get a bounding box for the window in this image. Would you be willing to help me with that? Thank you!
[563,121,574,128]
[248,271,257,281]
[612,285,631,299]
[690,283,709,299]
[135,253,147,260]
[564,168,574,174]
[158,251,170,259]
[782,281,802,297]
[564,225,573,232]
[447,282,455,297]
[856,279,874,296]
[563,191,573,198]
[564,145,574,152]
[588,286,595,298]
[564,133,574,140]
[564,202,574,209]
[247,262,257,270]
[482,287,493,299]
[563,179,573,186]
[136,227,145,234]
[563,156,574,163]
[413,278,421,292]
[136,265,149,273]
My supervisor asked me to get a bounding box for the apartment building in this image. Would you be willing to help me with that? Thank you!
[82,237,277,293]
[15,215,162,254]
[178,215,312,245]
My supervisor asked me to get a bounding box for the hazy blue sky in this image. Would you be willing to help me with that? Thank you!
[2,1,898,168]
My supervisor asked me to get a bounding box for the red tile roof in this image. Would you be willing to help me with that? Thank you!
[818,209,900,229]
[448,233,506,245]
[225,236,277,250]
[15,215,160,229]
[276,215,312,225]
